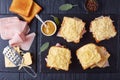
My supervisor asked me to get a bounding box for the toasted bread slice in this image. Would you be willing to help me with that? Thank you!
[90,46,110,68]
[90,16,117,42]
[96,46,110,67]
[9,0,33,16]
[58,17,86,43]
[19,2,42,22]
[76,43,101,70]
[46,46,71,71]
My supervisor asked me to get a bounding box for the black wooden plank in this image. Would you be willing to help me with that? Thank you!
[39,73,86,80]
[0,73,20,80]
[0,0,13,14]
[0,0,120,15]
[21,73,86,80]
[36,0,87,14]
[20,73,38,80]
[86,73,120,80]
[117,19,120,72]
[36,0,120,14]
[102,0,119,14]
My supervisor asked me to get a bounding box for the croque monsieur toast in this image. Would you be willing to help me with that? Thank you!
[46,43,71,71]
[76,43,110,70]
[58,17,86,43]
[90,16,117,42]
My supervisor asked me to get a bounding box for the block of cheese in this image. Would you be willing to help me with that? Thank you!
[23,52,32,65]
[5,56,16,67]
[4,52,32,68]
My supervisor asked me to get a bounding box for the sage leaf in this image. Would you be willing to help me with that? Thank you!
[59,4,78,11]
[40,42,49,53]
[51,15,60,25]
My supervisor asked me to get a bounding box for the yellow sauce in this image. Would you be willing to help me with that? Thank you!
[42,21,55,35]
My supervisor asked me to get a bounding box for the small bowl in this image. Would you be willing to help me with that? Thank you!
[84,0,99,12]
[41,20,57,36]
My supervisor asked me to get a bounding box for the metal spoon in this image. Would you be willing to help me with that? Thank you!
[35,14,49,33]
[35,14,47,27]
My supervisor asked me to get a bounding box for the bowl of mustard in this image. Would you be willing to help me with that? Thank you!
[41,20,57,36]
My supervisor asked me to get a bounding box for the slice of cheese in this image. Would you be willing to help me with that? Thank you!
[5,56,16,67]
[23,52,32,65]
[4,52,32,68]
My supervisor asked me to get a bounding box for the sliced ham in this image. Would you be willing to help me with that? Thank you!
[9,33,36,51]
[0,17,19,24]
[20,33,36,51]
[9,33,25,47]
[82,29,86,35]
[103,60,110,68]
[55,43,64,48]
[0,21,27,40]
[56,43,62,47]
[0,17,19,33]
[25,25,30,34]
[57,31,61,37]
[0,16,35,51]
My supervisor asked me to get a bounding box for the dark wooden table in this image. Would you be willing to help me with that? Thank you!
[0,0,120,80]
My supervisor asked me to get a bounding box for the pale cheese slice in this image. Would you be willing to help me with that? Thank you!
[4,52,32,67]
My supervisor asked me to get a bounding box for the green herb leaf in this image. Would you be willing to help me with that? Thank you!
[40,42,49,53]
[51,15,60,25]
[59,4,78,11]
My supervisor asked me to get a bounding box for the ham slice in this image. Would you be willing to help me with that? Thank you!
[56,43,62,47]
[82,29,86,35]
[0,21,27,40]
[20,33,36,50]
[103,60,110,68]
[9,33,25,47]
[0,16,35,51]
[9,32,36,50]
[0,17,19,33]
[0,17,19,24]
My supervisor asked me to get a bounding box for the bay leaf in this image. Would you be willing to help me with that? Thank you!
[40,42,49,53]
[59,4,78,11]
[51,15,60,25]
